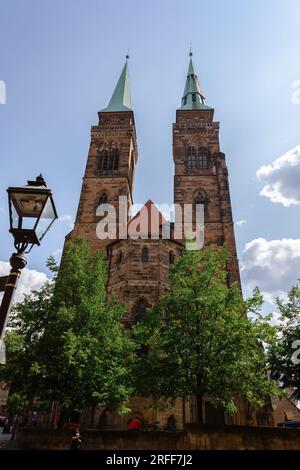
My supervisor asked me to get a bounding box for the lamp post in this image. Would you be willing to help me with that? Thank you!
[0,175,58,341]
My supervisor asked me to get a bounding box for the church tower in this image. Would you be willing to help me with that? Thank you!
[173,52,240,285]
[70,57,138,251]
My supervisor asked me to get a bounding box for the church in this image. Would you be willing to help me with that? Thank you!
[68,53,258,428]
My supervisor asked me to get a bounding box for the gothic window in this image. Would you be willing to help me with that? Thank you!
[169,251,175,272]
[132,298,148,324]
[98,145,120,174]
[187,145,209,170]
[193,188,208,222]
[98,193,108,205]
[141,247,149,262]
[116,250,123,266]
[129,152,134,185]
[111,147,119,170]
[169,251,175,265]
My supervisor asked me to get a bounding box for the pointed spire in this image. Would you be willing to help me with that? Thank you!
[180,50,212,110]
[101,56,132,112]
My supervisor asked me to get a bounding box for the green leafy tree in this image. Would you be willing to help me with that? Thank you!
[269,281,300,399]
[0,237,135,417]
[133,247,279,423]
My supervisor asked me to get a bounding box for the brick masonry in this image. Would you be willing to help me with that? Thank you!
[66,99,255,428]
[17,425,300,450]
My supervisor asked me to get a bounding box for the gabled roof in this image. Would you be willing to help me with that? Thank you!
[128,200,167,236]
[107,200,183,246]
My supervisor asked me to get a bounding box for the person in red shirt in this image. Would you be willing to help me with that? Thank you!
[127,417,142,430]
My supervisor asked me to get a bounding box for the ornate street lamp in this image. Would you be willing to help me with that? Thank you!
[0,175,58,341]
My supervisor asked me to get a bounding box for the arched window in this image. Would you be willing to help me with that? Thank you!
[193,188,208,222]
[116,250,123,266]
[169,251,175,272]
[112,148,119,170]
[129,152,134,185]
[98,145,120,173]
[132,298,148,323]
[98,193,108,205]
[141,247,149,262]
[187,146,210,170]
[169,251,175,265]
[194,188,207,204]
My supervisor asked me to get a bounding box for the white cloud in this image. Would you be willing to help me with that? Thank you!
[236,219,247,226]
[257,145,300,207]
[59,214,74,229]
[52,248,62,260]
[241,238,300,295]
[0,261,49,303]
[52,248,62,257]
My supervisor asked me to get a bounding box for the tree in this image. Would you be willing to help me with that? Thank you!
[269,281,300,399]
[0,237,135,417]
[133,247,279,423]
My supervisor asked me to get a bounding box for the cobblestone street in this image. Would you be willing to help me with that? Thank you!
[0,433,12,450]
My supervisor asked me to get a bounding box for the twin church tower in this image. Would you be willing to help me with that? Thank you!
[69,53,240,327]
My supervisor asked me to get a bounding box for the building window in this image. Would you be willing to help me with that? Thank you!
[132,298,148,324]
[98,146,120,173]
[194,188,208,222]
[98,193,108,205]
[129,152,134,185]
[187,146,209,170]
[141,247,149,262]
[116,250,123,266]
[169,251,175,272]
[169,251,175,265]
[112,148,119,170]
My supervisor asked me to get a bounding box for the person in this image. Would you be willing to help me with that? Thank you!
[31,410,38,427]
[53,414,60,431]
[70,425,81,451]
[127,417,142,431]
[0,415,5,428]
[2,416,11,434]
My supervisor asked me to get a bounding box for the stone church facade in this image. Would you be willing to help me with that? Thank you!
[68,54,267,429]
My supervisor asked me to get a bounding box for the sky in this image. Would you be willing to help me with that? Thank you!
[0,0,300,311]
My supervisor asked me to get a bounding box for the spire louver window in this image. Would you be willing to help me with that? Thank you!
[187,146,209,170]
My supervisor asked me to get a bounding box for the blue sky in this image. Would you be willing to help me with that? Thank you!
[0,0,300,306]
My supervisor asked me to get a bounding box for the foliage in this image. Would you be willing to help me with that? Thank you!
[0,237,135,414]
[269,281,300,399]
[133,247,280,422]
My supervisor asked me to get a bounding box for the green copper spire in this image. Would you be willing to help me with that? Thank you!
[180,51,212,110]
[101,56,132,112]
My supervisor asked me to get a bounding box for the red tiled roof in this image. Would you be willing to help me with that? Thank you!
[107,199,183,245]
[128,199,167,236]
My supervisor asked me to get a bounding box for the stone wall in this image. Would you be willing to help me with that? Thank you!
[17,425,300,450]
